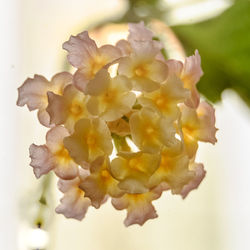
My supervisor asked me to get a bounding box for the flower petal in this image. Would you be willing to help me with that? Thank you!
[56,186,90,220]
[180,163,206,199]
[29,144,54,178]
[63,31,98,68]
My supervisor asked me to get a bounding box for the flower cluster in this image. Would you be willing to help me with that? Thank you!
[17,22,217,226]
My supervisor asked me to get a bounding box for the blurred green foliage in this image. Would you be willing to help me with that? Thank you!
[172,0,250,105]
[121,0,166,22]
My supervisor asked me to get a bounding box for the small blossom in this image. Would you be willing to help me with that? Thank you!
[80,156,124,208]
[56,170,91,220]
[130,107,177,153]
[148,142,194,194]
[110,151,161,194]
[63,118,113,165]
[166,50,203,108]
[138,74,189,120]
[46,84,90,133]
[63,31,121,93]
[112,187,162,226]
[179,162,206,199]
[118,39,168,92]
[29,126,79,180]
[17,72,72,127]
[86,69,136,121]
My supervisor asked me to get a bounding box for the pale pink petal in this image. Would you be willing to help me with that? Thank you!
[46,126,70,153]
[128,21,154,42]
[54,162,79,180]
[196,101,217,144]
[131,40,159,61]
[116,39,131,56]
[55,188,90,220]
[184,86,200,108]
[29,144,54,178]
[46,92,66,125]
[37,108,55,128]
[63,31,98,68]
[181,50,203,87]
[17,75,50,110]
[73,69,90,93]
[58,178,80,193]
[165,59,183,76]
[180,163,206,199]
[124,202,157,226]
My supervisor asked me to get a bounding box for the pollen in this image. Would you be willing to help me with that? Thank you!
[70,102,83,117]
[134,65,148,77]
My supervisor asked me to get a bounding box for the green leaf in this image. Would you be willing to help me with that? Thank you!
[172,1,250,106]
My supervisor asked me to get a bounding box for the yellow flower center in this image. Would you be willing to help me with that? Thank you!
[102,89,117,104]
[128,157,144,172]
[70,101,83,118]
[55,146,71,163]
[145,125,155,135]
[134,65,148,77]
[86,132,97,148]
[90,56,106,78]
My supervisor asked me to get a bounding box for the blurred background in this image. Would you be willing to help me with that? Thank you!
[1,0,250,249]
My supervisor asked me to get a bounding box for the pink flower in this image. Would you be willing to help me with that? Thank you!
[17,72,72,127]
[63,31,121,93]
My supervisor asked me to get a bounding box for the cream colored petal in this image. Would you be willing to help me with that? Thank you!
[63,119,90,165]
[148,60,168,83]
[86,96,102,116]
[101,92,136,122]
[110,157,129,181]
[84,68,110,95]
[56,188,90,220]
[163,74,190,101]
[181,50,203,87]
[29,144,54,178]
[118,178,149,194]
[116,39,131,56]
[17,75,50,110]
[159,117,178,148]
[51,72,73,93]
[99,44,121,63]
[180,163,206,199]
[92,118,113,156]
[132,76,160,92]
[63,31,98,68]
[117,57,134,78]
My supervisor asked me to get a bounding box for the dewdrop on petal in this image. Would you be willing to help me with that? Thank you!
[17,21,217,226]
